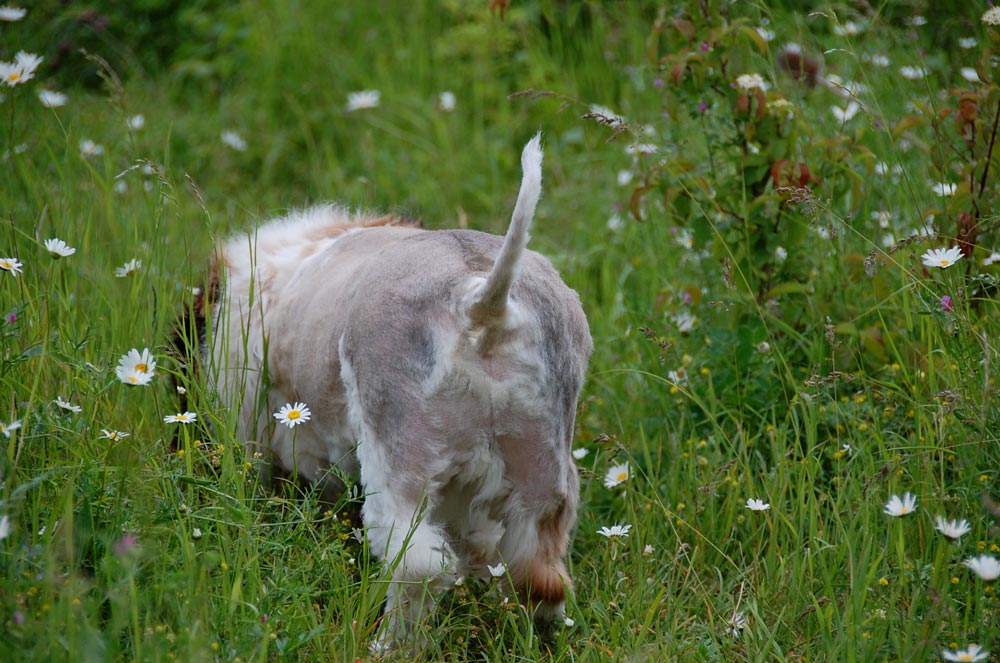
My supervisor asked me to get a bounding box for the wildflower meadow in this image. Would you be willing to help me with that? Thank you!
[3,1,1000,661]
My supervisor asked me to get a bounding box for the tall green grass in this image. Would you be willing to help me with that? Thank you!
[2,1,1000,661]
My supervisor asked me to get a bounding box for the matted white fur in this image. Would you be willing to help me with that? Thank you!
[208,135,592,650]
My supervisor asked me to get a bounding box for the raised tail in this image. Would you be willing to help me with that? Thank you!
[467,133,543,328]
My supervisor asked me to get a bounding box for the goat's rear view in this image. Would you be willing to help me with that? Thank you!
[208,134,592,651]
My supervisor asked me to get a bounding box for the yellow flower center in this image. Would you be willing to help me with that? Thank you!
[287,411,301,420]
[128,376,138,384]
[135,363,147,373]
[616,472,627,482]
[940,259,948,266]
[7,73,20,83]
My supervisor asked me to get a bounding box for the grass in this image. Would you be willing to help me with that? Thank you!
[3,0,1000,661]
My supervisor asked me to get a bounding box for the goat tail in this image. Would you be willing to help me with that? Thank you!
[467,132,543,327]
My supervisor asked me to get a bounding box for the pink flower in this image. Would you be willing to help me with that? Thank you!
[940,295,953,312]
[114,533,138,556]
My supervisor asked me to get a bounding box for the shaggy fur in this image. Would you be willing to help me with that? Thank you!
[206,135,592,649]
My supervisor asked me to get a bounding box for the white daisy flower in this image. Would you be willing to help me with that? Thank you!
[0,419,21,437]
[934,516,971,540]
[942,644,990,662]
[964,554,1000,581]
[100,429,130,441]
[127,114,145,130]
[673,312,697,333]
[603,462,630,489]
[983,7,1000,25]
[44,238,76,258]
[273,402,312,428]
[221,130,247,151]
[745,498,770,511]
[726,611,748,638]
[899,65,927,80]
[164,411,197,424]
[589,103,625,126]
[114,258,142,278]
[932,182,958,196]
[572,447,589,460]
[0,5,27,21]
[961,68,981,84]
[642,544,654,555]
[0,257,23,275]
[735,73,769,92]
[0,51,42,86]
[832,101,861,123]
[37,89,67,108]
[597,524,631,538]
[79,139,104,158]
[346,90,380,111]
[883,492,917,517]
[487,562,507,578]
[624,143,657,155]
[832,20,863,36]
[437,91,456,112]
[921,246,963,269]
[116,348,156,386]
[55,396,82,414]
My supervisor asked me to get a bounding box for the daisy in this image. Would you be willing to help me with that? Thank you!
[438,91,456,112]
[735,73,769,92]
[597,524,631,538]
[100,429,130,441]
[571,447,589,460]
[79,139,104,158]
[899,65,927,80]
[487,562,507,578]
[963,554,1000,581]
[44,238,76,258]
[346,90,380,111]
[983,7,1000,25]
[127,114,145,130]
[942,644,990,662]
[932,182,958,196]
[0,51,42,86]
[604,462,630,489]
[274,402,312,428]
[0,257,23,275]
[934,516,971,540]
[0,419,21,437]
[673,311,697,333]
[624,143,657,155]
[883,492,917,517]
[116,347,156,386]
[221,130,247,151]
[745,498,770,511]
[726,612,748,638]
[832,101,860,123]
[37,89,67,108]
[114,258,141,278]
[921,246,963,269]
[164,411,197,424]
[589,103,625,126]
[0,5,26,21]
[961,68,981,84]
[55,397,82,414]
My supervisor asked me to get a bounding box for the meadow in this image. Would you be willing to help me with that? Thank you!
[2,1,1000,660]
